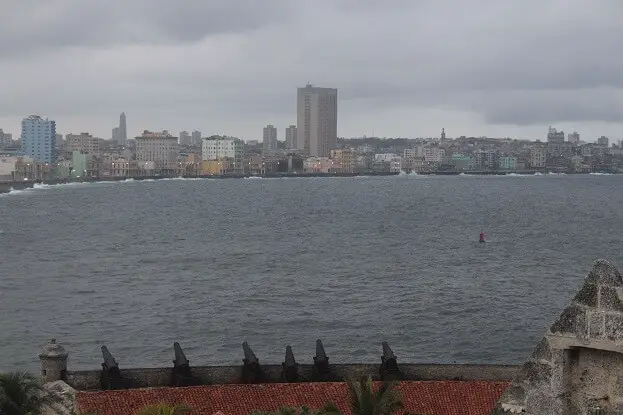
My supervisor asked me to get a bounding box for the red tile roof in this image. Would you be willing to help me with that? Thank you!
[77,381,509,415]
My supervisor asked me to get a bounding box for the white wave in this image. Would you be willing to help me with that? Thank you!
[534,172,543,176]
[590,172,613,176]
[244,176,263,179]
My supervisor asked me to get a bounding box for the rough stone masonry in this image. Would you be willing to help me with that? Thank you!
[491,259,623,415]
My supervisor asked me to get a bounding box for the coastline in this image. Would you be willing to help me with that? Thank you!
[0,170,617,195]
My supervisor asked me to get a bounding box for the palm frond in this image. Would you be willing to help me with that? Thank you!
[136,403,192,415]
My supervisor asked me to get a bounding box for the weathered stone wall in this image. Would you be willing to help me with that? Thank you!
[66,363,520,391]
[492,260,623,415]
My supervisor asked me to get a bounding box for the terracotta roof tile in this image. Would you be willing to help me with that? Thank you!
[77,381,509,415]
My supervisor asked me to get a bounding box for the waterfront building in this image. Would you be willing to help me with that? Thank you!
[66,132,100,155]
[262,125,278,151]
[71,150,99,178]
[330,148,356,173]
[498,156,517,171]
[417,146,445,164]
[297,84,338,157]
[135,130,178,173]
[473,149,498,170]
[547,126,573,157]
[451,154,472,171]
[201,136,244,173]
[374,153,402,172]
[530,145,546,168]
[21,114,56,164]
[597,135,609,147]
[285,125,297,150]
[303,156,337,173]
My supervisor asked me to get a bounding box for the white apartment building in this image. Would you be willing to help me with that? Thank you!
[202,136,244,172]
[66,132,100,155]
[403,148,417,158]
[297,84,338,157]
[135,130,178,170]
[414,146,445,163]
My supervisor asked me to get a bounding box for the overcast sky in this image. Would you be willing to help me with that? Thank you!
[1,0,622,142]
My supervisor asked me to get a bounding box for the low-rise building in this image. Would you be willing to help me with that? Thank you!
[71,151,100,178]
[330,148,356,173]
[202,136,244,173]
[498,156,516,171]
[304,157,338,173]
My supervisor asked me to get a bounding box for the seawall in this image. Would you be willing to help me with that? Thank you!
[66,363,521,391]
[0,172,402,194]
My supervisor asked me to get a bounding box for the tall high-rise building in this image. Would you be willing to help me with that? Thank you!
[119,112,127,146]
[112,127,120,143]
[285,125,297,150]
[21,115,56,163]
[296,84,338,157]
[191,130,201,147]
[263,124,278,151]
[179,131,190,146]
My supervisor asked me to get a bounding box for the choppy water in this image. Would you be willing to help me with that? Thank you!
[1,174,622,372]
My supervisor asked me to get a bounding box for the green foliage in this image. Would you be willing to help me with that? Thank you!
[251,404,341,415]
[0,372,59,415]
[348,376,404,415]
[136,403,192,415]
[250,376,418,415]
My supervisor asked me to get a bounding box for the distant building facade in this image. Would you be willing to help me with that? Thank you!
[530,145,546,168]
[179,131,190,146]
[135,130,178,171]
[66,132,100,155]
[191,131,201,147]
[263,125,278,151]
[568,131,580,144]
[202,136,244,173]
[0,129,13,148]
[285,125,297,150]
[597,135,609,147]
[21,115,56,164]
[118,112,127,146]
[297,84,338,157]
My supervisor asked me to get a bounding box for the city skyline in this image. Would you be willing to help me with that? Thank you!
[0,1,622,141]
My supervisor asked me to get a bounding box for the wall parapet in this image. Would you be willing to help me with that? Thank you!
[66,363,520,391]
[38,339,520,391]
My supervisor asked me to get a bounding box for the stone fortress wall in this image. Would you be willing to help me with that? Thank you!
[38,339,520,391]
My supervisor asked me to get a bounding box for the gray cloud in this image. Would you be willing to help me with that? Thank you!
[1,0,623,140]
[0,0,294,56]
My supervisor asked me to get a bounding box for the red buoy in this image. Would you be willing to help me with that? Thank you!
[479,232,485,243]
